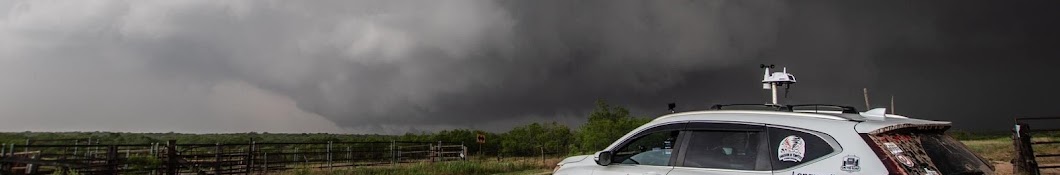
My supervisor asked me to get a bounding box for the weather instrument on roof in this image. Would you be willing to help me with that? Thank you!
[667,103,676,113]
[761,64,796,104]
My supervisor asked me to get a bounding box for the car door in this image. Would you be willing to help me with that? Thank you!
[593,122,685,175]
[667,122,772,175]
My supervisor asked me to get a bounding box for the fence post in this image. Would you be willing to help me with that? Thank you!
[88,138,93,156]
[106,145,118,175]
[125,147,131,170]
[26,154,38,174]
[245,141,254,174]
[215,143,223,175]
[263,152,268,173]
[327,141,333,170]
[151,142,157,175]
[1,144,8,172]
[540,146,545,166]
[390,140,396,165]
[166,140,177,175]
[93,140,99,158]
[1013,123,1040,175]
[3,144,20,173]
[86,138,92,157]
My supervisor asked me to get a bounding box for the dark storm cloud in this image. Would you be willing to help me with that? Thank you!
[1,0,1057,133]
[288,0,791,132]
[285,0,792,132]
[660,0,1060,131]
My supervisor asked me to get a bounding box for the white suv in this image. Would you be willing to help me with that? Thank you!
[554,105,994,175]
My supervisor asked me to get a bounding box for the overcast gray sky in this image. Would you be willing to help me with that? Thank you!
[0,0,1057,134]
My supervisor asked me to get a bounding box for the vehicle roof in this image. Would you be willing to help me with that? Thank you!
[649,110,951,133]
[853,116,951,133]
[604,110,952,151]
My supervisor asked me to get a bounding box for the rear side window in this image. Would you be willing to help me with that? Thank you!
[919,134,992,174]
[767,127,838,170]
[682,130,768,170]
[866,131,992,175]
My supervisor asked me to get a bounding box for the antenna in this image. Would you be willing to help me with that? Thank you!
[862,88,870,109]
[886,94,894,114]
[761,64,796,104]
[667,103,676,113]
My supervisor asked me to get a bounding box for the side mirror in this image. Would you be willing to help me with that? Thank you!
[595,151,612,166]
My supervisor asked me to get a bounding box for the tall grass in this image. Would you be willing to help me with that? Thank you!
[962,137,1015,162]
[277,157,561,175]
[960,134,1060,163]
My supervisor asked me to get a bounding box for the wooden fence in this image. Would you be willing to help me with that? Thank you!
[0,140,466,175]
[1013,117,1060,175]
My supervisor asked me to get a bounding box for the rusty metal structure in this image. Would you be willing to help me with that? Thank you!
[0,140,466,175]
[1013,117,1060,175]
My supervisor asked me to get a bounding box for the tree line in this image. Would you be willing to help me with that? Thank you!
[0,100,651,157]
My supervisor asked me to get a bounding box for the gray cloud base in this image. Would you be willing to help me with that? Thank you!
[1,0,1058,134]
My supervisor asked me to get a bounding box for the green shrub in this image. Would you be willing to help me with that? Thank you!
[571,100,651,154]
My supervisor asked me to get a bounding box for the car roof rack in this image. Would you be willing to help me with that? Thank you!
[710,104,791,111]
[789,104,859,114]
[709,104,859,114]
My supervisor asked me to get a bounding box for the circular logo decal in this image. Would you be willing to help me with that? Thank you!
[777,135,805,162]
[896,155,915,167]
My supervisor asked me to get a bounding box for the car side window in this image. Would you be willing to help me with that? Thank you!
[678,122,769,171]
[611,130,680,166]
[681,130,766,170]
[768,126,838,170]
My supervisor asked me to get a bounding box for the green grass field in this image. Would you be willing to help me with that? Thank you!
[273,157,561,175]
[959,134,1060,174]
[960,134,1059,162]
[4,131,1057,174]
[268,134,1060,175]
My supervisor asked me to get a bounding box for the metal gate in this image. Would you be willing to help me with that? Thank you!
[1,140,467,175]
[1013,117,1060,175]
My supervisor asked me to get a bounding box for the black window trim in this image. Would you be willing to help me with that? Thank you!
[606,121,688,166]
[673,121,772,172]
[766,125,844,172]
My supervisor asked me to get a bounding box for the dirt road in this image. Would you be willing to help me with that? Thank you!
[993,161,1060,175]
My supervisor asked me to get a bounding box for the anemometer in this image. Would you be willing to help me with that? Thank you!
[761,64,796,104]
